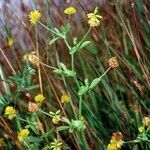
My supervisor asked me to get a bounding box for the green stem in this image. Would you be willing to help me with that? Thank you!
[99,67,111,79]
[80,27,91,44]
[64,38,71,50]
[71,54,74,71]
[23,141,30,150]
[79,132,89,150]
[17,117,35,125]
[40,61,57,70]
[79,96,83,118]
[124,140,139,144]
[74,76,80,89]
[62,75,78,119]
[39,109,53,117]
[39,22,58,35]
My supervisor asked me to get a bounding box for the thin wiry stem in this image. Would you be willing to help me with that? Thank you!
[35,25,43,94]
[0,47,16,74]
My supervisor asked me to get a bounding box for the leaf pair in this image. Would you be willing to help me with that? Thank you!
[78,77,101,96]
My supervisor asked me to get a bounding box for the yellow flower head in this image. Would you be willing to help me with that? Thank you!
[50,138,62,150]
[5,38,14,47]
[61,95,70,103]
[34,94,45,104]
[5,106,16,120]
[52,116,61,125]
[18,129,30,142]
[107,138,124,150]
[50,110,61,125]
[108,57,119,68]
[87,7,103,27]
[64,7,76,15]
[138,126,145,133]
[107,132,124,150]
[29,10,41,25]
[0,138,5,147]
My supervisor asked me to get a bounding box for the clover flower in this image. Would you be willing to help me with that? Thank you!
[138,126,145,133]
[108,57,119,68]
[143,116,150,127]
[5,37,13,47]
[87,7,103,27]
[28,53,39,66]
[61,95,70,103]
[49,110,61,125]
[34,94,45,104]
[5,106,16,120]
[107,132,124,150]
[50,138,62,150]
[0,138,5,147]
[64,7,76,15]
[29,10,41,25]
[17,129,30,142]
[28,102,39,113]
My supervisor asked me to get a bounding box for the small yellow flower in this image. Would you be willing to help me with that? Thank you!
[87,7,103,27]
[138,126,145,133]
[64,7,76,15]
[52,116,61,125]
[5,37,14,47]
[108,57,119,68]
[107,138,124,150]
[61,95,70,103]
[34,94,45,104]
[50,110,61,125]
[23,54,29,61]
[0,138,5,147]
[107,132,124,150]
[17,129,30,142]
[5,106,16,120]
[50,138,62,150]
[28,10,41,25]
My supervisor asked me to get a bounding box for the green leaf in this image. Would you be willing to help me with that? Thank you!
[69,44,80,55]
[78,86,89,96]
[60,63,67,71]
[84,78,89,86]
[53,69,63,75]
[89,78,101,89]
[57,126,69,132]
[49,37,60,45]
[64,70,76,77]
[86,41,98,55]
[79,41,91,50]
[53,27,60,33]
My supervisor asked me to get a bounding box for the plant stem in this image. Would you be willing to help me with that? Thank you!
[39,109,53,117]
[62,75,78,119]
[35,25,43,94]
[17,117,35,125]
[79,96,83,118]
[39,22,58,35]
[99,67,111,79]
[0,47,16,74]
[64,38,71,50]
[40,62,57,70]
[80,27,91,44]
[71,54,74,71]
